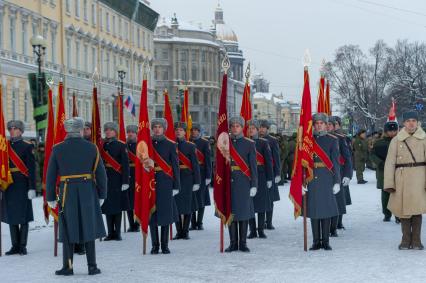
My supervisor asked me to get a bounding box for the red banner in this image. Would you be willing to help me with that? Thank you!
[240,82,252,137]
[325,80,331,116]
[0,83,12,190]
[213,74,232,225]
[163,90,176,140]
[134,79,156,235]
[388,97,397,122]
[317,76,325,114]
[91,87,102,146]
[289,68,314,218]
[118,93,126,143]
[180,88,191,140]
[42,88,55,222]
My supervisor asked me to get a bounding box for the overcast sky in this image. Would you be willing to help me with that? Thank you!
[150,0,426,105]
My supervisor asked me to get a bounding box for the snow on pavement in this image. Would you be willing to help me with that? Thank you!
[1,169,426,283]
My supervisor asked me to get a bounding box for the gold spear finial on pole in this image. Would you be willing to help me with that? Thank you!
[245,62,250,84]
[222,53,230,75]
[303,49,311,71]
[92,67,100,87]
[143,58,150,80]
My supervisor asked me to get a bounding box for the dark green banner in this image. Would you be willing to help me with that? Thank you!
[28,73,49,136]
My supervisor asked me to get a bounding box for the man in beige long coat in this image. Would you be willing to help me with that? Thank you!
[384,111,426,250]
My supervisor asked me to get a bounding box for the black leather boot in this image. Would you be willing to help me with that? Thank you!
[309,219,321,250]
[6,225,20,255]
[149,224,160,254]
[330,216,338,237]
[225,221,238,252]
[197,208,205,230]
[257,212,267,239]
[174,217,183,240]
[238,221,250,252]
[55,244,74,276]
[321,218,332,250]
[265,210,275,230]
[161,225,170,254]
[247,218,257,239]
[85,241,101,275]
[104,215,115,241]
[337,215,345,230]
[127,210,136,232]
[190,212,197,230]
[114,213,122,241]
[19,224,29,255]
[182,214,191,239]
[74,243,86,255]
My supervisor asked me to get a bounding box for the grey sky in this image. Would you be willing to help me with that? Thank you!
[150,0,426,105]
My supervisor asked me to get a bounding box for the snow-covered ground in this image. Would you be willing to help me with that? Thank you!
[1,169,426,282]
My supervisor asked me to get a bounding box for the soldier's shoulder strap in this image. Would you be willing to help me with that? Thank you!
[268,135,278,140]
[24,140,32,145]
[118,140,126,145]
[327,133,338,139]
[244,137,255,143]
[334,132,345,138]
[259,137,268,142]
[52,141,65,148]
[201,137,209,142]
[166,137,176,144]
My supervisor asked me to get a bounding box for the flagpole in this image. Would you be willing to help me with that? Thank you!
[0,191,3,256]
[220,221,224,253]
[54,221,58,256]
[303,194,307,252]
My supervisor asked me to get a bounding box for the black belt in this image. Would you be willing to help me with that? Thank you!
[395,162,426,168]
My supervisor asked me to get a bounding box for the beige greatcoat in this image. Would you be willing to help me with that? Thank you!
[384,126,426,218]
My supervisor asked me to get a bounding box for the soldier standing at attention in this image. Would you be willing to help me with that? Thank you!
[258,120,281,230]
[1,120,36,256]
[149,118,180,254]
[305,113,340,251]
[247,120,273,239]
[46,117,107,276]
[83,122,92,141]
[101,122,130,241]
[173,122,200,240]
[384,111,426,250]
[190,123,212,231]
[126,125,140,232]
[225,117,258,253]
[353,129,368,184]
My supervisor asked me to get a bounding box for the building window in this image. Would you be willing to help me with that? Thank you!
[66,0,71,14]
[137,28,140,48]
[181,66,187,81]
[100,50,104,76]
[106,52,110,78]
[202,68,206,81]
[75,41,80,70]
[147,34,151,51]
[91,47,96,72]
[162,70,168,81]
[112,15,116,35]
[180,50,188,61]
[11,89,17,120]
[118,18,122,36]
[201,51,206,62]
[126,60,130,83]
[83,44,88,72]
[66,38,72,68]
[204,92,208,105]
[142,31,145,50]
[10,17,16,51]
[106,12,110,32]
[191,50,198,62]
[0,12,3,48]
[254,104,258,110]
[51,31,56,63]
[192,66,198,81]
[22,22,27,55]
[75,0,80,18]
[193,91,200,105]
[91,3,96,26]
[161,49,168,60]
[99,8,103,30]
[124,22,129,41]
[85,100,90,121]
[190,111,199,122]
[83,0,88,21]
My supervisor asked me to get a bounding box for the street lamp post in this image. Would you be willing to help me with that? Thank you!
[117,65,127,95]
[30,34,47,142]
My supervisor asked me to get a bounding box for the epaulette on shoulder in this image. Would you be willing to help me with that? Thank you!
[260,137,268,142]
[118,140,126,144]
[334,132,345,138]
[166,137,176,144]
[201,137,209,142]
[268,135,278,140]
[52,141,65,148]
[188,141,196,145]
[24,140,32,144]
[327,133,338,139]
[244,137,255,143]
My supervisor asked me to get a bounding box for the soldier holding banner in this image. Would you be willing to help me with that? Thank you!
[149,118,180,254]
[247,120,273,239]
[1,120,36,256]
[225,116,257,253]
[173,122,200,240]
[126,125,140,232]
[101,122,130,241]
[190,123,212,231]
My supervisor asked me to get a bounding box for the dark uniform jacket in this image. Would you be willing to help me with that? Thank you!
[371,136,393,190]
[190,136,212,208]
[175,138,201,215]
[151,135,180,226]
[252,137,273,213]
[230,135,258,221]
[264,134,281,202]
[1,138,35,225]
[127,140,136,209]
[101,138,130,215]
[307,133,340,219]
[46,136,107,243]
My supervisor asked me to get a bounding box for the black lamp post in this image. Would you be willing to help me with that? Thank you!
[117,65,127,95]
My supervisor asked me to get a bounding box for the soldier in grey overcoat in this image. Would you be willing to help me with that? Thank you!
[305,113,340,251]
[225,117,258,253]
[247,120,273,239]
[46,117,107,276]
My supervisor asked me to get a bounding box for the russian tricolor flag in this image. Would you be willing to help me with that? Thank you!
[124,94,136,117]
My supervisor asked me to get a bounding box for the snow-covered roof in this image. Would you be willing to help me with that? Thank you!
[253,92,274,100]
[158,17,210,33]
[154,37,220,47]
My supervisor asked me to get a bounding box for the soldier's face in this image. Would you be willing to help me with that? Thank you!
[191,129,200,138]
[314,120,326,132]
[404,119,418,133]
[83,127,91,137]
[360,133,366,139]
[327,122,335,132]
[387,130,398,138]
[104,129,116,139]
[8,127,22,138]
[153,124,164,136]
[249,125,258,137]
[259,127,267,136]
[175,128,186,139]
[127,132,137,141]
[231,123,243,135]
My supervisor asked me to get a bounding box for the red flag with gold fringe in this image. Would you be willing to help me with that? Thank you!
[240,80,252,137]
[0,83,13,191]
[180,88,192,139]
[163,90,176,140]
[317,76,326,113]
[325,80,331,116]
[91,86,102,146]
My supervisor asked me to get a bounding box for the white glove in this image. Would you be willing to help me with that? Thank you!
[267,181,272,189]
[99,199,105,206]
[48,201,57,209]
[302,186,308,196]
[333,184,340,195]
[250,187,257,197]
[342,177,350,187]
[192,184,200,191]
[274,176,281,184]
[173,189,179,196]
[121,184,129,191]
[205,179,211,186]
[27,190,36,200]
